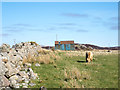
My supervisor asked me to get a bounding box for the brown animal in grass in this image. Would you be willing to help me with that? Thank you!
[86,51,93,63]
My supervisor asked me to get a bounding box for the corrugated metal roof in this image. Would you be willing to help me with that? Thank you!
[55,41,74,44]
[60,41,74,44]
[55,41,59,44]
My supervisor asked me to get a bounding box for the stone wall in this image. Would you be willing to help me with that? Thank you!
[0,42,41,89]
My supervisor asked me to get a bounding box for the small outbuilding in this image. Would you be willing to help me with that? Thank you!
[55,41,75,50]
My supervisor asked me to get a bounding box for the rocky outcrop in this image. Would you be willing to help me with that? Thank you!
[0,42,41,89]
[75,43,120,50]
[75,44,93,50]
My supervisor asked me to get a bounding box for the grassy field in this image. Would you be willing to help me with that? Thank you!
[28,50,118,88]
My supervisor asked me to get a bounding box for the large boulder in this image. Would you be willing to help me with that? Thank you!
[28,68,38,80]
[18,71,29,79]
[0,56,10,88]
[9,75,19,88]
[6,68,19,77]
[2,76,10,87]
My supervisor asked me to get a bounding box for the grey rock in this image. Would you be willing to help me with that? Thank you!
[6,68,19,77]
[17,61,23,66]
[80,45,87,49]
[88,46,93,50]
[22,83,28,88]
[18,71,29,79]
[24,78,29,84]
[16,65,21,71]
[16,76,23,83]
[0,44,10,52]
[35,63,40,67]
[2,57,8,63]
[23,63,31,68]
[9,75,20,88]
[27,72,30,77]
[40,86,47,90]
[2,76,10,87]
[12,43,22,49]
[22,85,28,88]
[0,76,10,87]
[9,54,22,65]
[30,73,38,80]
[1,87,12,90]
[29,83,36,87]
[5,62,12,70]
[28,68,37,80]
[9,79,17,88]
[2,62,8,74]
[9,75,19,81]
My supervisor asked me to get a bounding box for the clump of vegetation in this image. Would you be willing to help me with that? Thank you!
[63,66,91,88]
[37,49,50,55]
[64,67,81,81]
[23,53,36,64]
[23,49,62,64]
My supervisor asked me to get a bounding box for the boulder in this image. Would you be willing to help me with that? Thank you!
[28,68,37,80]
[5,62,13,70]
[16,76,23,83]
[22,83,28,88]
[18,71,29,79]
[2,76,10,87]
[2,63,8,74]
[2,57,8,63]
[0,44,10,52]
[40,86,47,90]
[29,83,36,87]
[9,55,22,65]
[6,68,19,77]
[35,63,40,67]
[23,63,31,68]
[9,75,19,88]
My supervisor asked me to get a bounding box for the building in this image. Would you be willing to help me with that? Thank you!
[55,41,75,50]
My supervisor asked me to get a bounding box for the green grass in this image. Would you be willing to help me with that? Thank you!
[29,53,118,88]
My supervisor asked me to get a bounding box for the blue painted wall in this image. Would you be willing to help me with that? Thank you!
[60,44,64,50]
[55,44,74,50]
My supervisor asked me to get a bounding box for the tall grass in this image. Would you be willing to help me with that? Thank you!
[23,49,61,64]
[63,66,91,88]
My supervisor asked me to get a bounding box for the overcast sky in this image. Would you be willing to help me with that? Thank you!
[1,2,118,47]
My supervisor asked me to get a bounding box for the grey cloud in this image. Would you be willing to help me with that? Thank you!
[77,29,88,32]
[6,29,23,32]
[29,29,44,31]
[109,17,118,20]
[102,21,118,31]
[94,17,102,20]
[58,26,73,29]
[62,13,88,18]
[58,23,76,26]
[110,26,118,30]
[3,23,34,33]
[48,27,56,30]
[5,27,25,33]
[0,33,10,37]
[13,23,34,27]
[2,27,17,29]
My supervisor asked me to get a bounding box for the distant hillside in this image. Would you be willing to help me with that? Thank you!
[41,43,119,50]
[75,43,120,50]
